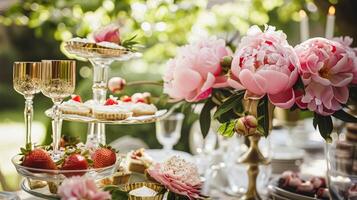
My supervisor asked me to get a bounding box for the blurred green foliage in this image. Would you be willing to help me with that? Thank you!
[0,0,345,151]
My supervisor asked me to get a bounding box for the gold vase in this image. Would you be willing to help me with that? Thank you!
[238,99,273,200]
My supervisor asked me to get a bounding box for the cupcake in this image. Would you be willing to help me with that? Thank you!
[92,96,132,120]
[129,103,158,117]
[112,166,132,185]
[119,93,158,116]
[60,95,92,117]
[123,182,164,200]
[128,148,153,174]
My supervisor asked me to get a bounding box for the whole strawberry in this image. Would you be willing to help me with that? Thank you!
[21,144,57,171]
[60,153,90,177]
[92,144,117,168]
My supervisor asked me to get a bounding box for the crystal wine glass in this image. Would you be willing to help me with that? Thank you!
[13,62,42,145]
[155,113,184,151]
[41,60,75,161]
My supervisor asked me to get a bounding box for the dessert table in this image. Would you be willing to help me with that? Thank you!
[9,146,326,200]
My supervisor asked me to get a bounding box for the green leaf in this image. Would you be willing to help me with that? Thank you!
[199,99,216,137]
[333,109,357,123]
[213,91,244,119]
[218,121,236,137]
[257,96,269,137]
[314,113,333,140]
[167,191,175,200]
[313,116,318,129]
[111,189,129,200]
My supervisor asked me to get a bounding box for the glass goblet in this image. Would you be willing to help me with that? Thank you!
[13,62,42,145]
[41,60,75,161]
[155,113,184,152]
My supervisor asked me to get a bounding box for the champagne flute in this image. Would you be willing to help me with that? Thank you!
[155,113,184,152]
[41,60,75,160]
[13,62,42,145]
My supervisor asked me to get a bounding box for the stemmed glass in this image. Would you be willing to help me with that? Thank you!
[40,60,75,161]
[13,62,42,145]
[155,113,184,152]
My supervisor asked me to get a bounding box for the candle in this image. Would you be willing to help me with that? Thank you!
[299,10,309,42]
[325,6,335,39]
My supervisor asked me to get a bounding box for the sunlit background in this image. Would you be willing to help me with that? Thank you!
[0,0,356,191]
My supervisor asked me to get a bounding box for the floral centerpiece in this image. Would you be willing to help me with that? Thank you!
[163,24,357,141]
[162,24,357,199]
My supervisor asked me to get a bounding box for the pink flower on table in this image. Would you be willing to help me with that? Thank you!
[228,25,300,109]
[295,37,357,115]
[163,38,231,102]
[147,156,203,200]
[332,36,357,84]
[58,176,111,200]
[93,24,121,44]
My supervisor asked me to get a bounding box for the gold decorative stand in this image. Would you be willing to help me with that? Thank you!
[238,99,273,200]
[238,135,269,200]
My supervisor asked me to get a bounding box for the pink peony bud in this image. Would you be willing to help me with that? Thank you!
[235,115,258,136]
[93,24,121,44]
[108,77,126,94]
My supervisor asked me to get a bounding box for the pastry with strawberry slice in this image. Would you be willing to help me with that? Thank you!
[92,144,117,168]
[92,96,131,120]
[60,94,92,117]
[119,93,157,116]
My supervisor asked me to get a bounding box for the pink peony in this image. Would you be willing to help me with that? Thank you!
[228,25,299,109]
[147,156,203,200]
[295,37,357,115]
[93,24,121,44]
[58,176,111,200]
[163,38,230,102]
[333,36,357,84]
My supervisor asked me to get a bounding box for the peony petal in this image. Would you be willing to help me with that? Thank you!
[268,89,295,109]
[227,78,245,90]
[173,68,203,93]
[333,86,349,104]
[330,54,352,74]
[329,73,353,87]
[200,73,215,92]
[213,75,229,88]
[312,75,331,86]
[294,90,308,109]
[239,69,266,95]
[257,70,289,94]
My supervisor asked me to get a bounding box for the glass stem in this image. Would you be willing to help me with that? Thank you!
[163,144,173,152]
[86,58,111,148]
[52,101,62,161]
[24,96,34,146]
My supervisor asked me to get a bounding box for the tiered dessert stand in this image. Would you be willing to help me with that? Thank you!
[12,40,168,199]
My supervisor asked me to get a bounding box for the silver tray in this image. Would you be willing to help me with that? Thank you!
[45,109,167,124]
[268,178,325,200]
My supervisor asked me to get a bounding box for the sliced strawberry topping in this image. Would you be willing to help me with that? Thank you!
[121,96,132,102]
[71,95,82,102]
[135,98,146,103]
[105,98,118,105]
